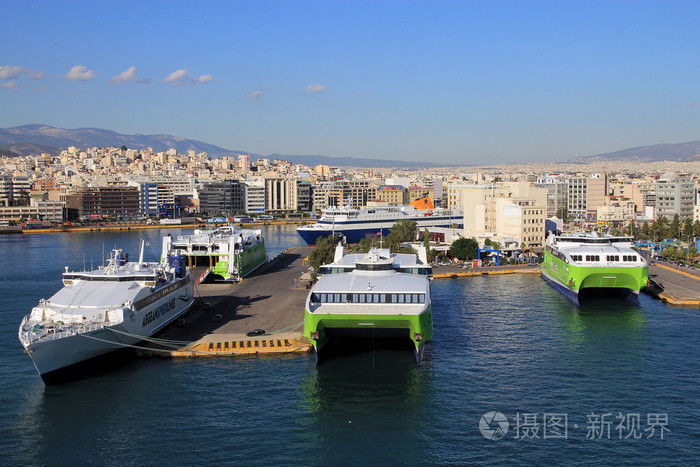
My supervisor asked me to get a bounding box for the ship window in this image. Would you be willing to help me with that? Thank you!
[341,293,348,302]
[586,255,591,261]
[359,294,366,303]
[373,294,380,303]
[380,294,387,303]
[320,293,327,302]
[390,294,397,303]
[419,294,425,303]
[412,294,419,303]
[397,294,404,303]
[334,293,341,303]
[352,293,359,303]
[595,255,600,261]
[311,293,319,303]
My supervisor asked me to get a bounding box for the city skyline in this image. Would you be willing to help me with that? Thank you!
[2,1,700,164]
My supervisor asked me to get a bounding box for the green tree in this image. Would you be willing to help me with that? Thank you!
[640,222,650,240]
[449,237,479,260]
[308,235,337,272]
[682,218,694,242]
[555,207,571,223]
[391,219,418,242]
[670,214,681,239]
[484,238,502,251]
[694,220,700,238]
[359,236,373,252]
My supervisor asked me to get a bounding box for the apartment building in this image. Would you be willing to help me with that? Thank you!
[376,185,409,205]
[65,186,140,220]
[567,173,606,223]
[198,179,246,216]
[654,172,694,220]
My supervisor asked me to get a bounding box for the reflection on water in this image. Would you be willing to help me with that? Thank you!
[297,345,429,465]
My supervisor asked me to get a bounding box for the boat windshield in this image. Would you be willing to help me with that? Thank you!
[355,262,394,271]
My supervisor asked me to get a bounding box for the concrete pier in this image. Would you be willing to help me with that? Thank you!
[646,263,700,306]
[152,246,315,357]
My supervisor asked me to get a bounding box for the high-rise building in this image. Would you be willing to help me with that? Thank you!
[198,179,245,216]
[567,173,606,223]
[654,172,694,220]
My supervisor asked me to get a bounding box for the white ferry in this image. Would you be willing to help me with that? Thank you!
[297,200,463,245]
[304,244,433,364]
[18,241,194,384]
[162,224,266,282]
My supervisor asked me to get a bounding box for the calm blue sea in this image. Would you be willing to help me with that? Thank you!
[1,225,699,465]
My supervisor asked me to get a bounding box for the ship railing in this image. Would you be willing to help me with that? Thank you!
[23,321,108,344]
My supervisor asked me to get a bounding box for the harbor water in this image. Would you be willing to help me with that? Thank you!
[1,225,699,465]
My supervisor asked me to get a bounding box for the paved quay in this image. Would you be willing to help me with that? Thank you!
[152,246,315,357]
[647,263,700,306]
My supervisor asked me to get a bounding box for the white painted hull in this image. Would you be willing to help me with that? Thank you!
[22,278,194,383]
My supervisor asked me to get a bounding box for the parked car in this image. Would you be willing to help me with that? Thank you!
[246,329,266,337]
[212,314,223,322]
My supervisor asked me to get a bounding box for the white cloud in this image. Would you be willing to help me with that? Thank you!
[0,65,44,80]
[247,90,264,100]
[0,81,21,91]
[194,74,214,84]
[63,65,97,81]
[306,83,327,93]
[0,65,27,79]
[163,69,213,86]
[35,85,50,93]
[109,66,137,84]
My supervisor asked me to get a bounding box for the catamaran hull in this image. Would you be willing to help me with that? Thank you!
[304,309,432,365]
[23,282,194,384]
[541,269,640,305]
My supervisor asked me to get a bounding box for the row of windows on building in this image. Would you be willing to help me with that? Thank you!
[310,292,426,304]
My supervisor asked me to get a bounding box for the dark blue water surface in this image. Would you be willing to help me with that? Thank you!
[1,226,699,465]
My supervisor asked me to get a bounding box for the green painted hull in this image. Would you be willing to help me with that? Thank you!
[303,307,433,355]
[541,251,648,298]
[212,241,267,281]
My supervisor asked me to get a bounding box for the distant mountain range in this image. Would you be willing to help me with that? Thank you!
[0,124,436,168]
[568,141,700,163]
[2,124,699,166]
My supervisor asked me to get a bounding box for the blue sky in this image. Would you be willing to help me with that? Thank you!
[2,0,699,164]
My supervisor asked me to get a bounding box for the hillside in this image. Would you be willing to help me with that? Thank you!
[0,124,437,167]
[569,141,700,163]
[0,124,247,158]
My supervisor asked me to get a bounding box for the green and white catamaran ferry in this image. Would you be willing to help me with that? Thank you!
[304,244,433,364]
[162,224,266,282]
[541,232,648,304]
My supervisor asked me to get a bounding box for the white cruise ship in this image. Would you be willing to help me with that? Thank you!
[297,201,463,245]
[18,241,194,384]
